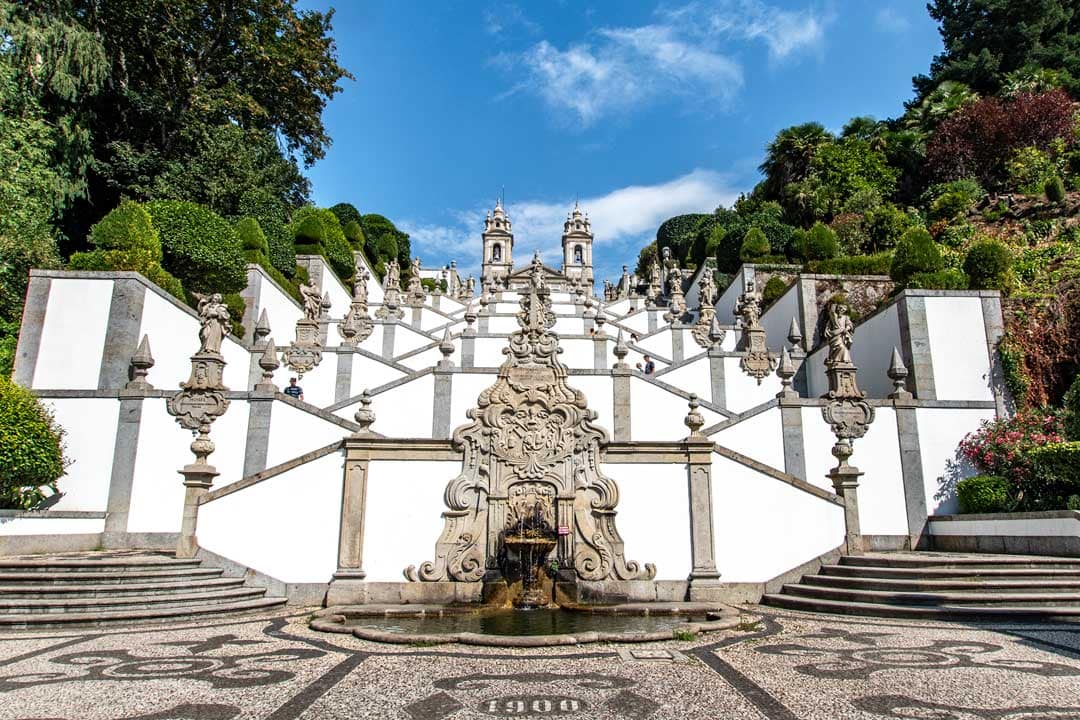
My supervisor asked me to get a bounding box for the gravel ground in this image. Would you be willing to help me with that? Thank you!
[0,606,1077,719]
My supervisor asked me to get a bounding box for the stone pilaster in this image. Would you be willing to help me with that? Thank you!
[897,294,936,400]
[795,276,817,352]
[980,294,1008,417]
[242,394,274,477]
[670,327,684,363]
[12,274,51,387]
[411,305,423,328]
[895,402,928,549]
[592,335,607,370]
[381,322,396,360]
[461,336,475,368]
[647,309,658,334]
[707,346,726,407]
[833,473,863,555]
[334,349,353,403]
[779,401,807,481]
[432,369,453,439]
[612,367,631,441]
[684,403,721,600]
[99,279,146,390]
[327,452,371,605]
[102,392,145,546]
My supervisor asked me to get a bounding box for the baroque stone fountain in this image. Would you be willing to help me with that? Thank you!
[500,485,559,608]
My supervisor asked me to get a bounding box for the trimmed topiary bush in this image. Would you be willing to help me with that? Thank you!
[238,188,294,277]
[891,226,944,285]
[963,240,1012,290]
[761,276,788,307]
[0,376,67,509]
[146,201,247,294]
[956,475,1011,514]
[1028,442,1080,508]
[908,268,969,290]
[343,220,365,251]
[808,251,893,276]
[289,206,354,281]
[236,217,269,261]
[71,201,185,300]
[1045,175,1066,204]
[329,202,363,230]
[794,222,839,261]
[739,227,770,262]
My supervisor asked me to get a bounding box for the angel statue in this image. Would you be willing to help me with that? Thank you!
[299,280,322,322]
[195,293,231,355]
[823,299,855,365]
[385,259,401,290]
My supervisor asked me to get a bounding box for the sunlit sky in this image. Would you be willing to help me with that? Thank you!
[299,1,942,283]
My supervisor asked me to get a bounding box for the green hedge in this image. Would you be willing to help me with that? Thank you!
[0,377,67,509]
[146,201,247,294]
[739,227,771,262]
[963,240,1012,290]
[761,276,788,307]
[237,188,294,277]
[236,217,269,256]
[807,251,894,275]
[891,227,943,285]
[908,268,969,290]
[69,249,186,300]
[794,222,839,261]
[1064,374,1080,442]
[956,475,1011,514]
[89,200,162,256]
[1029,442,1080,500]
[289,206,354,281]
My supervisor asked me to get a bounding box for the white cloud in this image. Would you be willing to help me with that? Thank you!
[500,1,828,125]
[483,4,540,36]
[400,169,742,281]
[874,7,910,34]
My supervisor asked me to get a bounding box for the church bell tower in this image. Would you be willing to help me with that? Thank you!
[561,202,594,292]
[481,199,513,288]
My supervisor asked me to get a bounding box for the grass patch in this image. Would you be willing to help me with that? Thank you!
[672,628,697,642]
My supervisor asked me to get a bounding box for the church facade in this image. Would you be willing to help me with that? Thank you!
[480,200,595,293]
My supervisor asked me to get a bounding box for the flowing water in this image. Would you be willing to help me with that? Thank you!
[345,608,709,636]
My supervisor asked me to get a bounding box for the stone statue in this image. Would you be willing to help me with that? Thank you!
[823,299,855,366]
[699,270,717,308]
[385,259,401,290]
[299,281,322,322]
[411,256,421,279]
[195,293,230,355]
[529,251,545,289]
[734,280,762,329]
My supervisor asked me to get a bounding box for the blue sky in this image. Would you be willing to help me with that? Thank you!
[300,1,942,283]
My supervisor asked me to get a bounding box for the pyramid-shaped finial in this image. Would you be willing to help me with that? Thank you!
[708,314,726,346]
[613,330,629,369]
[776,346,798,399]
[787,316,802,348]
[437,328,455,369]
[254,308,271,346]
[887,346,912,400]
[256,337,280,392]
[126,334,155,390]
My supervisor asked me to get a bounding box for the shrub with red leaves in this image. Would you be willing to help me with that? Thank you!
[958,410,1065,493]
[926,89,1077,187]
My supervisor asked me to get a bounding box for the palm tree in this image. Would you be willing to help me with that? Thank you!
[759,123,834,200]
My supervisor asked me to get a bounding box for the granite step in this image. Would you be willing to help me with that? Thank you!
[0,587,268,614]
[0,577,246,599]
[820,564,1080,581]
[0,567,225,584]
[0,555,202,572]
[839,554,1080,570]
[0,596,288,629]
[762,593,1080,620]
[781,583,1080,607]
[803,574,1080,593]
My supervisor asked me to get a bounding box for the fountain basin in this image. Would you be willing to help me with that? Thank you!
[310,603,741,646]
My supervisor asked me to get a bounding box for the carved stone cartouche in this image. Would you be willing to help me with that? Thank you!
[406,263,655,585]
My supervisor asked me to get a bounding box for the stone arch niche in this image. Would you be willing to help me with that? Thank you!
[405,255,654,597]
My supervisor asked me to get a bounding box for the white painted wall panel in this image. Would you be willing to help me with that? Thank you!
[715,267,748,325]
[355,324,383,356]
[374,373,435,437]
[637,328,671,358]
[199,451,344,583]
[318,261,352,317]
[712,453,845,582]
[450,372,498,431]
[399,346,443,371]
[847,407,907,536]
[200,399,250,488]
[606,299,632,316]
[127,399,190,533]
[569,375,614,435]
[629,380,723,441]
[714,408,784,468]
[486,316,519,334]
[620,311,650,335]
[0,517,105,535]
[473,338,507,367]
[418,308,448,331]
[760,284,799,352]
[850,304,900,399]
[924,297,993,401]
[601,463,690,580]
[917,407,994,515]
[265,402,348,468]
[393,324,434,356]
[34,279,114,389]
[44,398,119,512]
[350,354,406,396]
[722,357,782,413]
[552,317,583,335]
[253,271,303,343]
[657,356,711,401]
[267,353,337,408]
[801,407,837,492]
[364,460,461,581]
[559,339,595,369]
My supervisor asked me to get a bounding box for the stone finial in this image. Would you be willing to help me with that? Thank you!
[583,295,596,319]
[438,329,455,369]
[684,394,706,438]
[787,317,803,348]
[320,291,332,318]
[256,338,280,392]
[254,309,271,348]
[463,302,477,336]
[887,346,913,400]
[708,314,726,347]
[613,330,629,369]
[126,334,155,390]
[594,311,606,335]
[353,389,376,435]
[776,346,798,400]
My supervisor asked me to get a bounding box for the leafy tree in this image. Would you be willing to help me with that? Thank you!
[343,220,365,251]
[803,138,899,221]
[635,242,658,277]
[964,239,1013,290]
[0,376,67,509]
[913,0,1080,100]
[361,214,411,270]
[891,227,945,285]
[330,203,363,229]
[238,188,295,277]
[865,204,917,252]
[739,227,770,262]
[926,90,1076,186]
[759,123,834,201]
[794,222,839,262]
[290,206,354,280]
[146,200,247,294]
[904,81,980,131]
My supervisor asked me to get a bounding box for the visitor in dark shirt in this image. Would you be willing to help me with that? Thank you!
[636,355,655,375]
[284,377,304,402]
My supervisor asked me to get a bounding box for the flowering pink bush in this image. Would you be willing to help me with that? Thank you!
[958,410,1065,486]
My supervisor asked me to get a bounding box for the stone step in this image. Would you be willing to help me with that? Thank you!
[0,587,268,614]
[762,593,1080,620]
[0,596,288,629]
[0,555,202,572]
[0,577,246,599]
[820,564,1080,581]
[803,574,1080,593]
[0,567,225,584]
[781,583,1080,607]
[839,554,1080,570]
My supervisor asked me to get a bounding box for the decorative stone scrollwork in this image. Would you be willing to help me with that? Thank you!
[339,269,374,346]
[735,280,777,383]
[406,257,655,584]
[167,294,231,432]
[820,296,875,481]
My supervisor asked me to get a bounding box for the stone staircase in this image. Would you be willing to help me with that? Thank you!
[763,552,1080,620]
[0,551,287,628]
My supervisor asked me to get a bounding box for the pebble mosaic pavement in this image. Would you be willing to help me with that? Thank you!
[1,607,1079,719]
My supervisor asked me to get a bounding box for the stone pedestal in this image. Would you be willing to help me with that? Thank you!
[177,462,218,558]
[830,465,863,555]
